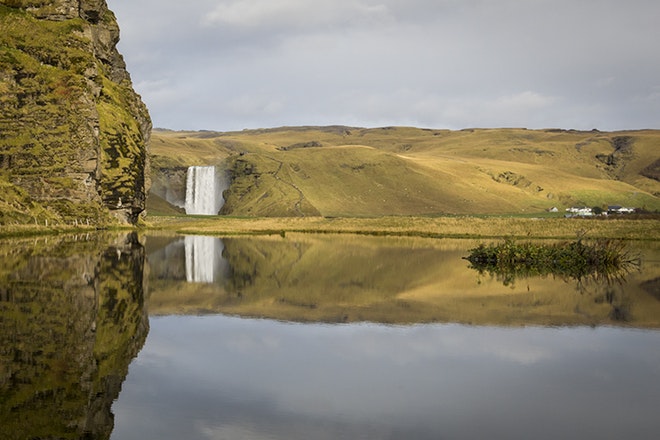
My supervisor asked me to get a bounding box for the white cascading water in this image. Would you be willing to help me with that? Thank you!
[185,165,224,215]
[184,235,227,283]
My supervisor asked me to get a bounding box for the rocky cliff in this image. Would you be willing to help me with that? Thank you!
[0,0,150,225]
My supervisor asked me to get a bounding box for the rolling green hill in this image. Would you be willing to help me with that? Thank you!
[149,126,660,217]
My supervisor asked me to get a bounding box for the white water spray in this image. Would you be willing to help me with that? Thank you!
[185,166,224,215]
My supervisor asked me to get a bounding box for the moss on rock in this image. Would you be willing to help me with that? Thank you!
[0,1,150,225]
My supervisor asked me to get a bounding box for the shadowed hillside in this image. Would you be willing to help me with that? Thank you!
[149,126,660,216]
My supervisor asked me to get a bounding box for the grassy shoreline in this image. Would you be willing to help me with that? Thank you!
[143,215,660,241]
[1,215,658,241]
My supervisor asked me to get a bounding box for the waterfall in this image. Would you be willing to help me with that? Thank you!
[185,166,224,215]
[184,236,227,283]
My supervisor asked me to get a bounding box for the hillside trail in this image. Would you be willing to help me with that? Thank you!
[264,155,308,217]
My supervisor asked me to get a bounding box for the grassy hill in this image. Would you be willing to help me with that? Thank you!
[149,126,660,217]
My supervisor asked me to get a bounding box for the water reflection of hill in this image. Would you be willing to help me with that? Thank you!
[0,233,148,439]
[146,234,660,328]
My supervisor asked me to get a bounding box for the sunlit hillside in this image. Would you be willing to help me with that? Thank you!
[149,126,660,216]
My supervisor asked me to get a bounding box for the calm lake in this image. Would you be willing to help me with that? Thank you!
[1,232,659,439]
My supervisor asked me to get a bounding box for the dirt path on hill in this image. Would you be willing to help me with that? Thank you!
[266,156,309,216]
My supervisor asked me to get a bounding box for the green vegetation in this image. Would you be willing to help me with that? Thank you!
[0,7,104,223]
[465,238,640,287]
[0,3,150,225]
[145,215,660,241]
[97,73,150,221]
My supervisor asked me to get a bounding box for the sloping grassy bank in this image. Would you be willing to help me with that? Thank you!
[1,214,657,240]
[150,127,660,217]
[144,215,660,240]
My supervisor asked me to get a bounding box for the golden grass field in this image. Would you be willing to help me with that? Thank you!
[143,215,660,241]
[2,126,658,239]
[140,126,660,241]
[1,214,658,241]
[149,126,660,218]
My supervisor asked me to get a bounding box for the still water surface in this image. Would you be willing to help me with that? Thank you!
[1,232,659,439]
[113,317,660,440]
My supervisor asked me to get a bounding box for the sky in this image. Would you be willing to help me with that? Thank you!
[107,0,660,132]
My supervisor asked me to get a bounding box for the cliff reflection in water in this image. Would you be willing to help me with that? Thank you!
[0,233,148,440]
[146,234,660,328]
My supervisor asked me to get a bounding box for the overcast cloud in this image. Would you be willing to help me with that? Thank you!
[108,0,660,131]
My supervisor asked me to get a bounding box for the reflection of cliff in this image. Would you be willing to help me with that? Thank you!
[0,233,148,439]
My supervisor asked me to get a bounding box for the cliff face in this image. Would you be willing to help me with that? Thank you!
[0,0,150,225]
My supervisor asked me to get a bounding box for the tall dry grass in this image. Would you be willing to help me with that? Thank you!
[146,215,660,240]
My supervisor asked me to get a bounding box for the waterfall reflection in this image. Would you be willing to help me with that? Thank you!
[184,235,228,283]
[149,235,229,285]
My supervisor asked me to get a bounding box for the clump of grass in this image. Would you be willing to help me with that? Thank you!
[465,237,640,287]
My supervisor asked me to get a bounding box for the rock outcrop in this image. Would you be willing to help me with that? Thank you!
[0,0,150,224]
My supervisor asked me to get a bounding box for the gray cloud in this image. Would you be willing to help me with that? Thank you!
[109,0,660,131]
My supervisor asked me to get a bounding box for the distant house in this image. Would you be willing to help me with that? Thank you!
[566,207,593,216]
[608,205,635,214]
